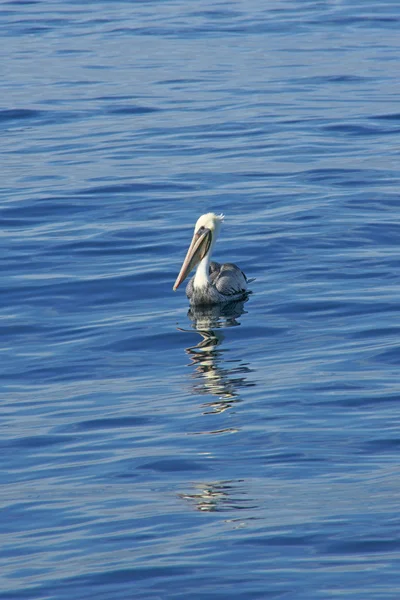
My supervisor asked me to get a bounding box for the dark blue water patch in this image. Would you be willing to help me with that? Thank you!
[0,588,46,600]
[55,48,91,56]
[78,181,196,195]
[373,346,400,365]
[293,74,373,85]
[241,170,284,180]
[1,452,113,484]
[20,174,65,185]
[354,222,400,245]
[234,325,289,340]
[15,565,195,600]
[323,122,400,137]
[306,381,367,394]
[343,191,400,211]
[107,105,160,115]
[0,108,42,122]
[1,566,197,600]
[0,502,90,534]
[308,10,400,29]
[111,471,145,482]
[2,361,104,386]
[372,112,400,121]
[329,393,400,408]
[350,326,400,340]
[0,107,82,128]
[276,299,345,317]
[0,270,171,308]
[106,330,185,352]
[239,532,321,548]
[157,77,207,86]
[298,167,387,187]
[138,458,208,472]
[41,109,94,126]
[1,16,83,37]
[316,264,397,281]
[189,9,243,20]
[0,191,161,221]
[4,0,40,4]
[53,79,102,88]
[3,435,72,449]
[0,200,92,221]
[261,452,326,465]
[66,416,151,432]
[171,590,286,600]
[300,256,395,279]
[1,106,129,130]
[0,542,48,561]
[359,437,400,454]
[0,322,46,337]
[324,538,400,555]
[113,15,309,39]
[86,63,115,71]
[52,238,176,258]
[95,94,137,102]
[66,565,195,589]
[278,298,398,320]
[200,121,269,135]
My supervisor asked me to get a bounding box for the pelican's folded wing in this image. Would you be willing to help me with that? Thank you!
[214,263,248,296]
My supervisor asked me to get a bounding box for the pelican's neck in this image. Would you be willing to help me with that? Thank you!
[193,230,218,290]
[193,252,211,289]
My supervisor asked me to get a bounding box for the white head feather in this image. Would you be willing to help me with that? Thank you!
[194,212,224,235]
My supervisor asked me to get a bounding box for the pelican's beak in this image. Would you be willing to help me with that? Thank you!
[173,227,212,290]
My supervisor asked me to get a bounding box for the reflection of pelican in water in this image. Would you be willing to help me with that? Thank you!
[179,479,254,513]
[173,213,254,305]
[180,300,254,414]
[188,299,246,331]
[178,303,256,518]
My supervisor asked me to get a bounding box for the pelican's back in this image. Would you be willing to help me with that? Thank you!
[213,263,247,296]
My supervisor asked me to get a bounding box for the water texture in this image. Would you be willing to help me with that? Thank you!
[1,1,400,598]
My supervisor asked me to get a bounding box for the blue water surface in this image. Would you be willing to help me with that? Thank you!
[1,1,400,598]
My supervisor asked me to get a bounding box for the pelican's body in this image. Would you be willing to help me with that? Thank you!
[185,260,248,304]
[173,213,252,305]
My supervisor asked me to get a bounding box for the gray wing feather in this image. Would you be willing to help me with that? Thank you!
[214,263,247,296]
[209,261,222,281]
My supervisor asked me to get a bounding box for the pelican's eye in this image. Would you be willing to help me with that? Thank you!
[197,226,206,235]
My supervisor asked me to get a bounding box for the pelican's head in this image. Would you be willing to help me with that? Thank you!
[173,213,224,291]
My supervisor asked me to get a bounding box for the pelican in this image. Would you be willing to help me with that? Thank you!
[173,213,253,305]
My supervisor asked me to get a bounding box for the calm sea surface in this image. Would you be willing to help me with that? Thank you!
[1,1,400,598]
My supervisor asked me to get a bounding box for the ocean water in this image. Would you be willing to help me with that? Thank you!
[1,1,400,598]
